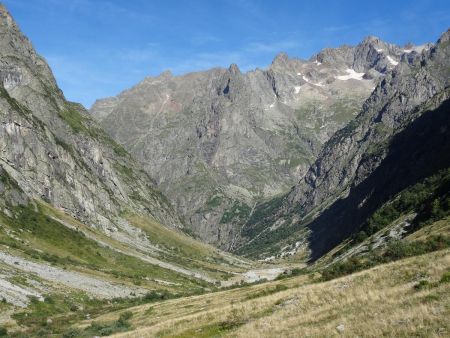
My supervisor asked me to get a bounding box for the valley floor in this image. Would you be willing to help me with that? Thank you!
[76,249,450,338]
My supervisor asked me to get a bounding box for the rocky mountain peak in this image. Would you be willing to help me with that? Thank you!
[271,52,290,68]
[158,69,173,79]
[228,63,241,74]
[438,28,450,44]
[0,4,65,115]
[313,45,353,67]
[357,35,388,52]
[0,4,36,61]
[362,35,381,44]
[0,3,14,27]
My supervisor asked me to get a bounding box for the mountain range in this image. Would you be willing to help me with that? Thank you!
[90,31,441,253]
[0,3,449,336]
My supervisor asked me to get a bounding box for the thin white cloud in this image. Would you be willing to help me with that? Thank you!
[245,40,299,53]
[116,43,161,63]
[230,0,267,21]
[190,33,222,46]
[5,0,156,22]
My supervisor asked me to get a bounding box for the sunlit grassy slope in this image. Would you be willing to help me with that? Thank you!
[80,248,449,338]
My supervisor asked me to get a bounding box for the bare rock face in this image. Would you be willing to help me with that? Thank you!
[0,5,182,237]
[236,29,450,259]
[91,32,421,248]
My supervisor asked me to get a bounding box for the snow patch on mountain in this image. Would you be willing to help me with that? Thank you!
[336,69,365,81]
[387,55,398,66]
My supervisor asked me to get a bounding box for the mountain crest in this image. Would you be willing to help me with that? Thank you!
[158,69,173,78]
[361,35,381,43]
[228,63,241,74]
[0,3,35,59]
[0,2,13,25]
[271,52,289,67]
[438,28,450,44]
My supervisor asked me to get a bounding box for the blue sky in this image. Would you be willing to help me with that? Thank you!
[3,0,450,108]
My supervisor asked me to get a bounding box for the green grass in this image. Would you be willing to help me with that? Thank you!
[114,163,134,179]
[205,194,224,209]
[77,311,133,337]
[440,270,450,283]
[168,319,245,338]
[57,108,89,134]
[0,203,204,289]
[126,213,245,279]
[220,201,251,225]
[9,293,140,338]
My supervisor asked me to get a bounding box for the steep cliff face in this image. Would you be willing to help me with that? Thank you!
[237,29,450,259]
[0,4,182,244]
[90,33,416,248]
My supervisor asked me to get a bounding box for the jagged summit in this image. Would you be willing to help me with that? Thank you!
[228,63,241,74]
[0,2,13,22]
[438,27,450,44]
[0,3,37,61]
[362,35,381,43]
[157,69,173,78]
[271,52,290,66]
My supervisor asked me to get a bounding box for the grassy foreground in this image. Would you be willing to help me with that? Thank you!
[71,249,450,337]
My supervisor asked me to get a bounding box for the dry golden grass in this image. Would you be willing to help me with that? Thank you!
[82,249,450,337]
[407,217,450,242]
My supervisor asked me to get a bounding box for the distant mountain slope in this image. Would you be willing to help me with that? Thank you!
[236,29,450,259]
[90,32,421,248]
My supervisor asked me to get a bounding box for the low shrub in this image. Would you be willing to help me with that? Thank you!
[414,280,432,290]
[440,271,450,283]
